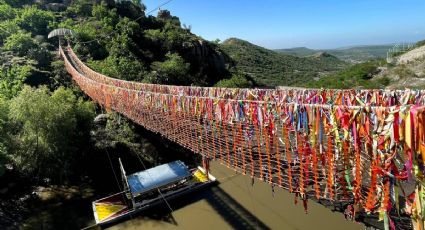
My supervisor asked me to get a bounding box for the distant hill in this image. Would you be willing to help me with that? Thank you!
[276,45,394,63]
[276,47,317,57]
[306,51,340,60]
[220,38,347,86]
[304,42,425,89]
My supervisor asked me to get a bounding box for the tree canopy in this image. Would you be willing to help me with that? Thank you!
[9,86,94,182]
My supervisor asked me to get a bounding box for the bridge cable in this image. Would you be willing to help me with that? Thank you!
[105,148,123,194]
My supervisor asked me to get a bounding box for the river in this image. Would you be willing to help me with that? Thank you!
[99,161,362,230]
[16,160,364,230]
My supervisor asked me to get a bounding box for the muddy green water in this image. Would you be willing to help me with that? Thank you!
[98,161,362,230]
[19,161,363,230]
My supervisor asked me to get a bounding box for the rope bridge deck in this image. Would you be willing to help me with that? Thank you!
[60,45,425,230]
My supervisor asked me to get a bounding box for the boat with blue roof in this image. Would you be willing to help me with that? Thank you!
[91,159,217,226]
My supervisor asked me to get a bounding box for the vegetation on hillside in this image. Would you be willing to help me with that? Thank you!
[220,38,347,87]
[0,1,65,180]
[275,47,317,57]
[304,60,390,89]
[8,86,94,182]
[416,40,425,48]
[276,45,394,63]
[59,2,233,86]
[305,41,425,89]
[215,73,255,88]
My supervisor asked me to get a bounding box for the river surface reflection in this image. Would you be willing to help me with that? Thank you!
[101,161,362,230]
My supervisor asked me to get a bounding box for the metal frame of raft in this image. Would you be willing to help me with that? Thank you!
[92,160,217,226]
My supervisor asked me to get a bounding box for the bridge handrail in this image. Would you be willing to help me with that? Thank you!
[62,46,425,107]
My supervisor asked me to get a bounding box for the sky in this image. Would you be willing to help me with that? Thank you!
[142,0,425,49]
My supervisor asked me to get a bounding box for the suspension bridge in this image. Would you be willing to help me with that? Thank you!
[59,44,425,230]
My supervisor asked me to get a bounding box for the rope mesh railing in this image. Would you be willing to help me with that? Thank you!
[66,47,425,106]
[60,45,425,230]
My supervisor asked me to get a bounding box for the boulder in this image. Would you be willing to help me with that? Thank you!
[45,3,67,12]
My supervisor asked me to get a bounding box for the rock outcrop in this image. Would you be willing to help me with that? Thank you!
[397,45,425,64]
[182,39,231,84]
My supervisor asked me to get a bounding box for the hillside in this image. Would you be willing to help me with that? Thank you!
[376,44,425,89]
[276,47,317,57]
[305,43,425,89]
[397,44,425,64]
[277,45,393,63]
[220,38,347,86]
[304,60,388,89]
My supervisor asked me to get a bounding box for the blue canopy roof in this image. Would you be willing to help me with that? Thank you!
[127,161,190,195]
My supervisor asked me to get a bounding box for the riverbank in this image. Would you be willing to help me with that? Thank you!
[0,183,97,230]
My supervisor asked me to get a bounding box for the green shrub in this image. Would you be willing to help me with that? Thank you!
[16,6,55,35]
[0,65,32,98]
[394,66,416,79]
[0,20,20,44]
[89,55,147,82]
[9,86,94,182]
[150,52,190,84]
[215,74,254,88]
[305,61,381,89]
[0,3,15,20]
[3,31,37,56]
[0,97,10,177]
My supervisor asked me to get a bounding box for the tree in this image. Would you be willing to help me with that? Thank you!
[0,65,32,98]
[16,6,55,35]
[9,86,95,182]
[50,60,72,89]
[212,38,221,44]
[92,2,118,29]
[3,32,37,56]
[0,20,20,44]
[131,0,143,7]
[0,3,15,21]
[305,61,382,89]
[150,52,190,84]
[27,42,53,67]
[89,55,147,82]
[0,97,10,177]
[0,147,7,176]
[107,18,140,57]
[215,74,254,88]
